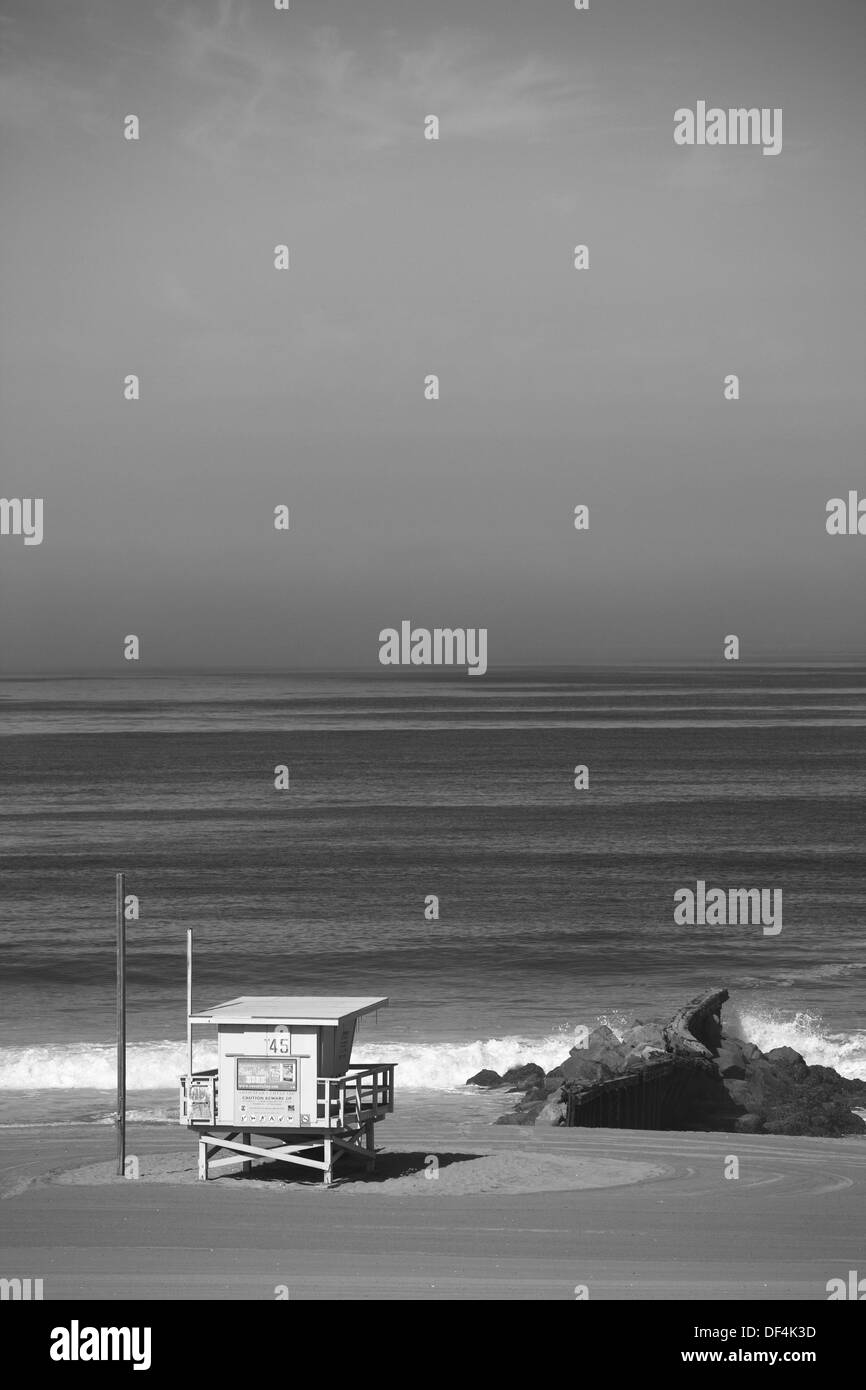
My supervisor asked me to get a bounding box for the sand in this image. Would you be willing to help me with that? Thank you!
[50,1145,666,1196]
[2,1119,865,1299]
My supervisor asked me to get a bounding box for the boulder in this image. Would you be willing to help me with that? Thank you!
[581,1028,633,1068]
[624,1050,657,1073]
[595,1045,633,1075]
[572,1028,634,1077]
[560,1053,610,1085]
[465,1069,502,1088]
[619,1021,667,1052]
[728,1056,786,1115]
[724,1079,747,1107]
[536,1096,566,1126]
[582,1025,621,1053]
[764,1104,866,1138]
[518,1084,549,1106]
[765,1046,809,1079]
[500,1063,545,1091]
[721,1048,866,1136]
[724,1033,762,1063]
[715,1036,752,1080]
[733,1112,764,1134]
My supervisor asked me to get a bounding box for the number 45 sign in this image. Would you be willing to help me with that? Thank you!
[266,1025,290,1055]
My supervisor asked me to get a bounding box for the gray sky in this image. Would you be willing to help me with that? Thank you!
[1,0,863,672]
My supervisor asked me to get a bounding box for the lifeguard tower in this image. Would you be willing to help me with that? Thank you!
[179,967,395,1186]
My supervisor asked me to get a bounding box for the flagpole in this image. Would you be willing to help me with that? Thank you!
[116,872,126,1177]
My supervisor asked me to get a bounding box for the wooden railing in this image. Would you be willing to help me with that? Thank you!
[316,1063,395,1128]
[179,1069,218,1125]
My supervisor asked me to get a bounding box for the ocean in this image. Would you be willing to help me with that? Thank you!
[1,668,864,1132]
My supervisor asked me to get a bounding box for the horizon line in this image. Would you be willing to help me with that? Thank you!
[1,659,865,681]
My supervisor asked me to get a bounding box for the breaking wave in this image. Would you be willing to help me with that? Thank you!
[0,1011,862,1093]
[728,1006,866,1081]
[0,1031,584,1093]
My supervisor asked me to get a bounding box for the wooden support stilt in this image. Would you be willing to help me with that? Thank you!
[365,1118,375,1169]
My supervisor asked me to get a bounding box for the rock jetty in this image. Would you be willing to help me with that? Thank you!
[465,989,866,1138]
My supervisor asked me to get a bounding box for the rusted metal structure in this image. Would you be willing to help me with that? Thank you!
[565,988,729,1130]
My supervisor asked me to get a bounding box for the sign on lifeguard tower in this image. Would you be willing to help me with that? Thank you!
[179,937,395,1185]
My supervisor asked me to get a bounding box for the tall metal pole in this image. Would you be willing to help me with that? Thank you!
[187,928,193,1086]
[116,872,126,1177]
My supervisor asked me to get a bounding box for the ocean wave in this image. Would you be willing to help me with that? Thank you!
[728,1006,866,1080]
[368,1031,598,1089]
[0,1041,217,1091]
[0,1012,862,1093]
[0,1031,586,1093]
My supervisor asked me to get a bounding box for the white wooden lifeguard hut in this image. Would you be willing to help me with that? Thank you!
[179,939,395,1185]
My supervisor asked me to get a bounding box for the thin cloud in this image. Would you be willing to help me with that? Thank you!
[0,0,597,165]
[165,9,596,163]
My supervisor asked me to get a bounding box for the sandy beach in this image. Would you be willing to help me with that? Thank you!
[3,1118,864,1301]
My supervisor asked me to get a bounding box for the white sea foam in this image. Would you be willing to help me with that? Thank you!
[0,1011,862,1093]
[0,1032,582,1093]
[728,1006,866,1080]
[0,1041,218,1091]
[362,1032,590,1089]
